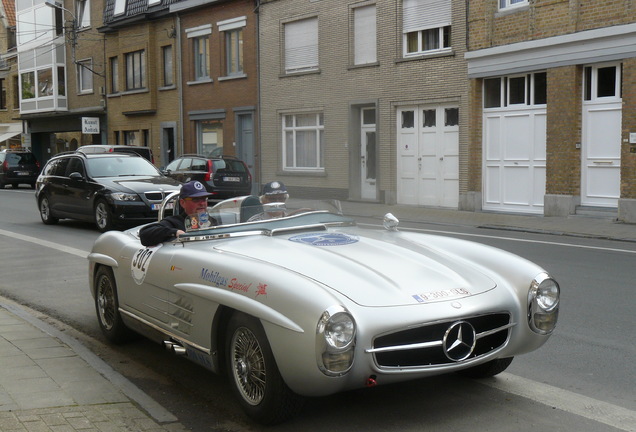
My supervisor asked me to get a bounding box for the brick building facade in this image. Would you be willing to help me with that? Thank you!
[465,0,636,223]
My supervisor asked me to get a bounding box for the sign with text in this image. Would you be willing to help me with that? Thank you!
[82,117,100,134]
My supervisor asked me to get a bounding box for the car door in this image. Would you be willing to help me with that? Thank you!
[61,156,93,218]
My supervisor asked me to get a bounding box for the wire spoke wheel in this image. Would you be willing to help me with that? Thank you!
[96,273,116,331]
[231,326,267,405]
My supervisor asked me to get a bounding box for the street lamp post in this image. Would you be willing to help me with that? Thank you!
[44,0,77,53]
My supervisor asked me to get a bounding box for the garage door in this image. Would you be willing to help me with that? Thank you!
[397,105,459,208]
[483,107,546,214]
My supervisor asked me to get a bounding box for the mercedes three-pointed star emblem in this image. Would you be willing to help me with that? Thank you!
[442,321,477,361]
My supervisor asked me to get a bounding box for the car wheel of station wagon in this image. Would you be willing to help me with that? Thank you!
[94,266,134,344]
[226,312,304,425]
[38,196,59,225]
[457,357,514,379]
[95,199,114,232]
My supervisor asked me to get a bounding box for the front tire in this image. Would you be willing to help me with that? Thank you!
[39,196,59,225]
[457,357,514,379]
[94,266,134,343]
[95,199,114,232]
[226,313,304,425]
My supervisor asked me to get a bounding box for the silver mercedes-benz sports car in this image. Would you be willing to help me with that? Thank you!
[88,194,560,424]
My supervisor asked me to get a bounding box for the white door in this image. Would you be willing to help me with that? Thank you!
[397,105,459,207]
[360,108,377,200]
[483,108,546,213]
[581,63,622,207]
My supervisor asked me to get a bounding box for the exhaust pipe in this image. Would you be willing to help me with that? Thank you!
[163,340,187,356]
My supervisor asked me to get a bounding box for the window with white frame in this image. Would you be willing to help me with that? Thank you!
[284,17,318,73]
[282,113,324,170]
[77,59,93,93]
[499,0,528,10]
[75,0,91,28]
[125,50,145,90]
[218,17,246,77]
[483,72,547,109]
[403,0,451,57]
[353,4,377,65]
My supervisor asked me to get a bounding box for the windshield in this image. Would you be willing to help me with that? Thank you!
[87,156,161,178]
[174,196,354,239]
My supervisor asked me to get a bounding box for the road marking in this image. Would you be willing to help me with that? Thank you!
[0,228,88,258]
[483,372,636,431]
[358,223,636,254]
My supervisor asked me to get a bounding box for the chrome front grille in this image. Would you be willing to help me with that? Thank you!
[369,313,513,369]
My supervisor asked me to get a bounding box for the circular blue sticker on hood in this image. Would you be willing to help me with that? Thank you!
[289,232,359,246]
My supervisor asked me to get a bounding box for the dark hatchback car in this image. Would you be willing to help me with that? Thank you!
[35,152,180,232]
[163,154,251,200]
[0,149,41,189]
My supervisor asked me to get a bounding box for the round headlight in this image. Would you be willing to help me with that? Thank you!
[536,278,559,311]
[324,313,355,349]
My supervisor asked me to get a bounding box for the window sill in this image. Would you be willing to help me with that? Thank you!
[218,74,247,81]
[396,50,455,64]
[278,169,326,177]
[159,85,176,91]
[348,62,379,70]
[119,88,149,96]
[77,90,94,96]
[187,78,213,86]
[280,68,321,78]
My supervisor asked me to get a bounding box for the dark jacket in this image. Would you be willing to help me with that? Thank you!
[139,214,186,246]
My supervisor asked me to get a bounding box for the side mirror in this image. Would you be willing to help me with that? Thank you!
[69,172,84,181]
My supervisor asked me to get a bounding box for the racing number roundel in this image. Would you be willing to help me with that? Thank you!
[131,244,162,285]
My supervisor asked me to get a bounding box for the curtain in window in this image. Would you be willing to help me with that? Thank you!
[403,0,451,33]
[284,18,318,72]
[354,5,377,65]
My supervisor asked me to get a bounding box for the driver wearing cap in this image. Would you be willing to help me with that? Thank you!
[139,180,215,246]
[247,181,289,221]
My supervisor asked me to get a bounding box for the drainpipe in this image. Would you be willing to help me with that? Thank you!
[254,0,262,192]
[176,13,184,157]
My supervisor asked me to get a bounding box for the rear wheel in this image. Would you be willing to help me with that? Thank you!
[457,357,514,379]
[95,199,114,232]
[226,313,303,425]
[39,196,59,225]
[94,266,134,343]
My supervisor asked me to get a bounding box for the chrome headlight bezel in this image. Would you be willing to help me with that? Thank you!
[316,305,356,376]
[528,272,560,335]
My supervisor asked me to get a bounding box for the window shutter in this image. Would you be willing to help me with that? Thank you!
[354,5,377,65]
[403,0,451,33]
[284,18,318,72]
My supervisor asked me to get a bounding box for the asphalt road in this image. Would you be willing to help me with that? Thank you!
[1,186,634,432]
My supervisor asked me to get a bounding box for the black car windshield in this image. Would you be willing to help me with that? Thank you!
[87,156,161,178]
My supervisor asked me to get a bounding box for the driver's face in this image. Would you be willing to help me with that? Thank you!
[262,193,287,204]
[180,196,209,215]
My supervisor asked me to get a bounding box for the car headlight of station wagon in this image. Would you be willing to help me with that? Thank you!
[316,306,356,376]
[110,192,140,201]
[528,273,560,334]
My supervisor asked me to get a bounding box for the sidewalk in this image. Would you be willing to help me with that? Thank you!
[0,300,187,432]
[1,203,633,432]
[337,201,636,242]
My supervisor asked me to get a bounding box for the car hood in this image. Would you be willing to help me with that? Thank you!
[98,176,181,193]
[214,230,497,307]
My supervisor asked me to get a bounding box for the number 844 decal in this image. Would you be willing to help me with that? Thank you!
[131,244,162,285]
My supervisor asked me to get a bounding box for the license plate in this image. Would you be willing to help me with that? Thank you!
[151,202,174,211]
[16,171,29,176]
[223,176,240,182]
[412,288,471,303]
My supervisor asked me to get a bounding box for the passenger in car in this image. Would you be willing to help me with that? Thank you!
[247,181,289,221]
[139,180,215,246]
